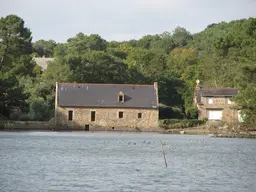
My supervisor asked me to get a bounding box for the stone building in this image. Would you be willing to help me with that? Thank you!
[194,81,240,122]
[55,82,159,131]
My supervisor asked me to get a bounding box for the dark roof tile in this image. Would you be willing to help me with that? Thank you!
[57,83,158,109]
[201,88,238,96]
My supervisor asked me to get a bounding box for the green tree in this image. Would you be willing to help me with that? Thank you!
[0,14,35,117]
[29,97,51,121]
[234,65,256,125]
[68,51,129,83]
[67,33,107,54]
[172,26,193,47]
[33,39,56,57]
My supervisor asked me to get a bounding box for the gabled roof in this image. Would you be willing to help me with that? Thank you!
[57,83,158,109]
[201,88,238,96]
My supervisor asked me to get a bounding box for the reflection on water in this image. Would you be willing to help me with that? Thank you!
[0,132,255,192]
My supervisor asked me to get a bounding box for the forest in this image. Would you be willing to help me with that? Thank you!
[0,14,255,125]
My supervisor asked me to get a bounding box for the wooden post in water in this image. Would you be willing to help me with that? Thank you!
[160,140,168,167]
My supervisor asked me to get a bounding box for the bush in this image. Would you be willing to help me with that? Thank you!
[159,119,206,129]
[201,117,208,123]
[159,106,185,119]
[29,97,51,121]
[186,107,198,119]
[19,114,32,121]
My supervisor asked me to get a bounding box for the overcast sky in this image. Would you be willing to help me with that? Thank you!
[1,0,256,42]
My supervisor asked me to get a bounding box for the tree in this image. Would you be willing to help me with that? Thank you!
[137,35,161,49]
[151,31,175,54]
[33,40,56,57]
[0,15,34,74]
[35,59,73,107]
[172,26,193,47]
[29,97,51,121]
[67,33,107,54]
[0,14,35,117]
[68,51,129,83]
[234,65,256,125]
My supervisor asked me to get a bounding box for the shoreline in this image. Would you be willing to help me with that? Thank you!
[1,128,255,139]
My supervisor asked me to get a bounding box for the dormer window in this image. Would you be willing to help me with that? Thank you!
[119,95,123,102]
[118,91,124,103]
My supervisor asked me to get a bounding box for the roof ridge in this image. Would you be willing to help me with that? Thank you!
[202,87,238,90]
[57,82,154,86]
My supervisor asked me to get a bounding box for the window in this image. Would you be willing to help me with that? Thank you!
[91,111,95,121]
[68,110,73,121]
[119,111,123,118]
[119,95,124,102]
[207,97,213,104]
[138,113,142,119]
[118,92,124,102]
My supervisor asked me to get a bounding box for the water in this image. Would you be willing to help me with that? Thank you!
[0,132,255,192]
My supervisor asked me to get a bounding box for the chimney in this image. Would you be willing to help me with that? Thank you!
[196,79,200,90]
[194,79,201,105]
[154,82,159,107]
[154,82,158,89]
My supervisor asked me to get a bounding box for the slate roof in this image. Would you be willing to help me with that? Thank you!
[201,88,238,96]
[57,83,158,109]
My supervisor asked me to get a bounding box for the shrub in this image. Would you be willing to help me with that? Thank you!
[159,106,185,119]
[29,97,51,121]
[186,107,198,119]
[201,117,208,123]
[159,119,206,129]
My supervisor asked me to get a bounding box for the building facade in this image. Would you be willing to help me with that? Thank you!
[194,82,240,122]
[55,82,159,130]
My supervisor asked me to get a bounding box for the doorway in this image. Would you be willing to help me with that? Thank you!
[85,124,89,131]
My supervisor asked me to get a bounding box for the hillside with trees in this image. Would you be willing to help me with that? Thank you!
[0,14,255,124]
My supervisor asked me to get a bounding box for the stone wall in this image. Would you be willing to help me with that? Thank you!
[197,96,239,122]
[0,121,54,130]
[56,107,159,131]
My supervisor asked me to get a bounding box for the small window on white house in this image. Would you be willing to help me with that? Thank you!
[207,98,213,104]
[138,113,142,119]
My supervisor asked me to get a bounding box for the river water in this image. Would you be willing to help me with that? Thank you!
[0,132,255,192]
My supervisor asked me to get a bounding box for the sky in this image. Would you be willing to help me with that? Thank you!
[1,0,256,42]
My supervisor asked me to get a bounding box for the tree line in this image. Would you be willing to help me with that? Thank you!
[0,14,255,124]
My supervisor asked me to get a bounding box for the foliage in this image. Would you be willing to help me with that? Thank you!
[186,107,199,119]
[233,65,256,125]
[29,97,51,121]
[0,15,35,117]
[159,106,185,119]
[159,119,205,129]
[33,40,56,57]
[0,14,255,123]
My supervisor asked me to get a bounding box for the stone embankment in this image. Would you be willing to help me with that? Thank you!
[175,121,256,138]
[0,120,255,138]
[0,121,55,131]
[204,121,256,138]
[0,120,162,132]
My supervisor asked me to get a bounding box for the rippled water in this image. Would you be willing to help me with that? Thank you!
[0,132,255,192]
